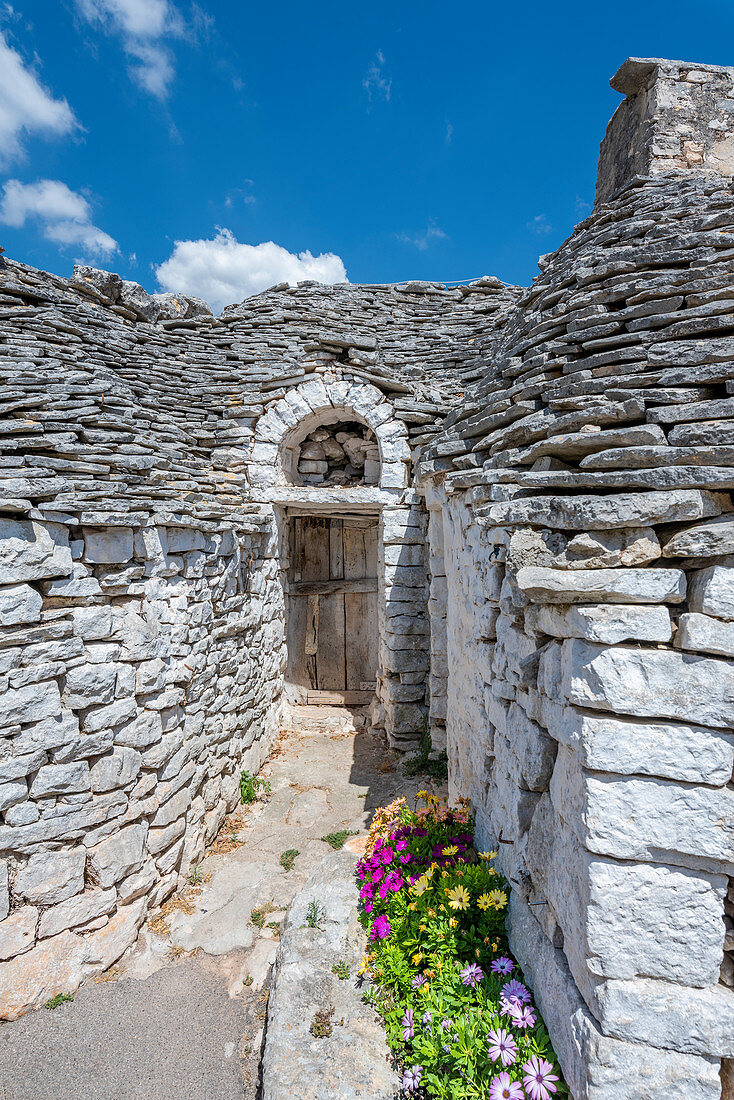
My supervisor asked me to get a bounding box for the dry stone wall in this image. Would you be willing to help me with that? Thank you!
[421,59,734,1097]
[0,250,516,1009]
[2,50,734,1099]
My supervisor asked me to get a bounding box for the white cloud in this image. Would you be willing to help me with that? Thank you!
[363,49,391,105]
[0,179,118,258]
[0,31,78,166]
[527,213,554,236]
[155,228,348,313]
[74,0,184,98]
[396,220,448,251]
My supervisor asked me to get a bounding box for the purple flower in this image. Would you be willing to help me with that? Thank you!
[379,847,394,865]
[402,1065,422,1093]
[460,962,484,987]
[396,839,408,851]
[441,1018,453,1030]
[363,901,373,913]
[421,1010,432,1033]
[386,871,404,893]
[502,979,530,1005]
[370,915,391,941]
[359,883,374,900]
[412,973,426,990]
[507,1003,536,1029]
[523,1055,558,1100]
[399,853,412,864]
[402,1008,415,1041]
[487,1028,518,1067]
[491,956,515,976]
[489,1073,525,1100]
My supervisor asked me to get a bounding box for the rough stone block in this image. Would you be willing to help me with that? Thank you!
[89,748,142,792]
[38,887,116,939]
[517,566,685,604]
[63,662,118,708]
[14,849,86,906]
[527,602,672,644]
[0,680,61,727]
[29,762,91,799]
[552,637,734,729]
[689,565,734,621]
[0,583,42,626]
[0,906,38,961]
[663,514,734,557]
[0,519,72,583]
[88,825,146,888]
[82,528,134,565]
[539,697,734,785]
[678,612,734,658]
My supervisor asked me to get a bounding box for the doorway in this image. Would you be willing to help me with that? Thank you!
[285,514,378,705]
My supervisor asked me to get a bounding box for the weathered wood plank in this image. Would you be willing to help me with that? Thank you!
[317,592,346,690]
[307,690,374,705]
[289,579,377,595]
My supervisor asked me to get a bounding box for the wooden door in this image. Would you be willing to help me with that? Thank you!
[287,516,378,704]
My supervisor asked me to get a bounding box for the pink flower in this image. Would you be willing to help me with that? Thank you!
[491,956,515,976]
[460,962,483,987]
[488,1072,525,1099]
[396,839,408,850]
[487,1028,518,1067]
[379,847,394,865]
[522,1055,558,1100]
[370,915,391,941]
[502,979,530,1005]
[507,1003,536,1029]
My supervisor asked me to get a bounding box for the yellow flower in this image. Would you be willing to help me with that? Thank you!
[477,893,493,910]
[416,790,429,800]
[358,953,371,975]
[486,889,508,910]
[445,885,470,911]
[478,850,498,861]
[442,845,459,857]
[449,917,458,928]
[412,952,423,966]
[413,876,430,896]
[434,958,443,970]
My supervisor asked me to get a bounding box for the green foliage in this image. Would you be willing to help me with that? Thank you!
[44,992,74,1010]
[240,769,272,805]
[309,1006,335,1038]
[279,848,299,872]
[250,902,278,928]
[305,900,324,928]
[331,960,351,980]
[320,829,358,850]
[188,862,204,885]
[404,727,448,781]
[242,974,254,986]
[358,794,568,1098]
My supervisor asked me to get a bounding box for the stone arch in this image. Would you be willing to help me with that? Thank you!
[247,378,410,492]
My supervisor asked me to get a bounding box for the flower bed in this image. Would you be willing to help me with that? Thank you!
[357,793,567,1100]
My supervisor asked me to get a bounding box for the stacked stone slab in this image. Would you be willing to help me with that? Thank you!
[420,56,734,1100]
[0,242,518,1011]
[2,50,734,1100]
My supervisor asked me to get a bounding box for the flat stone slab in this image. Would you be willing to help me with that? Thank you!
[262,850,398,1100]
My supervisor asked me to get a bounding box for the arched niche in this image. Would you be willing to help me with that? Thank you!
[248,378,410,493]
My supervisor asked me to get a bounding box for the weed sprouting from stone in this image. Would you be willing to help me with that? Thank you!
[305,900,324,927]
[331,960,350,980]
[251,902,278,928]
[44,992,74,1010]
[240,770,272,804]
[188,862,204,885]
[310,1006,335,1038]
[279,848,299,871]
[320,829,358,850]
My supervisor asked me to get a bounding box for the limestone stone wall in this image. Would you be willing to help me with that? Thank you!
[420,65,734,1092]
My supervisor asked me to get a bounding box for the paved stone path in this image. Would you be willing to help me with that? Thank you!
[0,709,432,1099]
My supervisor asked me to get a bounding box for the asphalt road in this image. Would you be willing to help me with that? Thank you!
[0,960,248,1100]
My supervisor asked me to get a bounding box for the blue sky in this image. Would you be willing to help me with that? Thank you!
[1,0,733,311]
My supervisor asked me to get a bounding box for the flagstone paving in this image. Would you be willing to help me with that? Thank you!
[0,709,438,1099]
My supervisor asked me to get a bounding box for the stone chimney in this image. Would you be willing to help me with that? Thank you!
[596,56,734,204]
